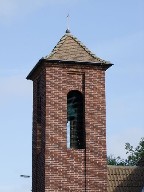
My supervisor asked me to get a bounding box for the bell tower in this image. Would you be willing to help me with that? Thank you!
[27,30,112,192]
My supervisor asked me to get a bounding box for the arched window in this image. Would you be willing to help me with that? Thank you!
[67,90,85,149]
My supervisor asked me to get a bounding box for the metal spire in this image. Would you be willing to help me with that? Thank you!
[66,14,71,33]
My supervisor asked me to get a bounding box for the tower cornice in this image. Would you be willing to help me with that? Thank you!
[26,58,113,80]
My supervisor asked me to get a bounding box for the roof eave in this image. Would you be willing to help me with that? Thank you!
[26,58,44,80]
[26,59,113,80]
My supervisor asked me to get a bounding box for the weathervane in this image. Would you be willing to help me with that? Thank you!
[66,14,70,33]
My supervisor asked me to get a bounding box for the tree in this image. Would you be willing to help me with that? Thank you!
[125,137,144,166]
[107,137,144,166]
[107,155,126,166]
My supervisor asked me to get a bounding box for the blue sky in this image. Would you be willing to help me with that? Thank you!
[0,0,144,191]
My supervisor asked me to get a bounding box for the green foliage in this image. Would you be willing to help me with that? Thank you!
[125,137,144,166]
[107,137,144,166]
[107,155,126,166]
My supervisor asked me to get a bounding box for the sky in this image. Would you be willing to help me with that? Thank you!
[0,0,144,191]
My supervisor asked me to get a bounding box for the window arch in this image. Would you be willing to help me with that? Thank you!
[67,90,85,149]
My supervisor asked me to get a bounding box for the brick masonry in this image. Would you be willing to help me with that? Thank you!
[30,62,108,192]
[27,32,112,192]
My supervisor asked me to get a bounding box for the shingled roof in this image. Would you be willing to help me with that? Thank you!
[137,156,144,167]
[44,32,110,64]
[27,31,113,80]
[107,165,144,192]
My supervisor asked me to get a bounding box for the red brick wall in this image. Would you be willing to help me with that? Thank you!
[32,62,107,191]
[32,68,46,192]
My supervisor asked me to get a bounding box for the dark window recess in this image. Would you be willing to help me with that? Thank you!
[37,77,41,124]
[67,90,85,149]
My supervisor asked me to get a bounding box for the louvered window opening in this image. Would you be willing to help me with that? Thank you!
[67,91,85,149]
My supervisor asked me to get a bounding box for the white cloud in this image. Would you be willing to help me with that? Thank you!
[0,0,17,17]
[0,0,78,20]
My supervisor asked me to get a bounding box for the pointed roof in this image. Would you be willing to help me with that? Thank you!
[44,32,110,64]
[27,31,113,80]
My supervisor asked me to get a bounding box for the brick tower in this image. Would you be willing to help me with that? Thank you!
[27,30,112,192]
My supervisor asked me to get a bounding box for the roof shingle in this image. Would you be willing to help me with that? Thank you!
[27,32,113,80]
[137,156,144,167]
[45,33,111,64]
[107,165,144,192]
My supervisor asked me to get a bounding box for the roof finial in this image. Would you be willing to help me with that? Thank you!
[66,14,70,33]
